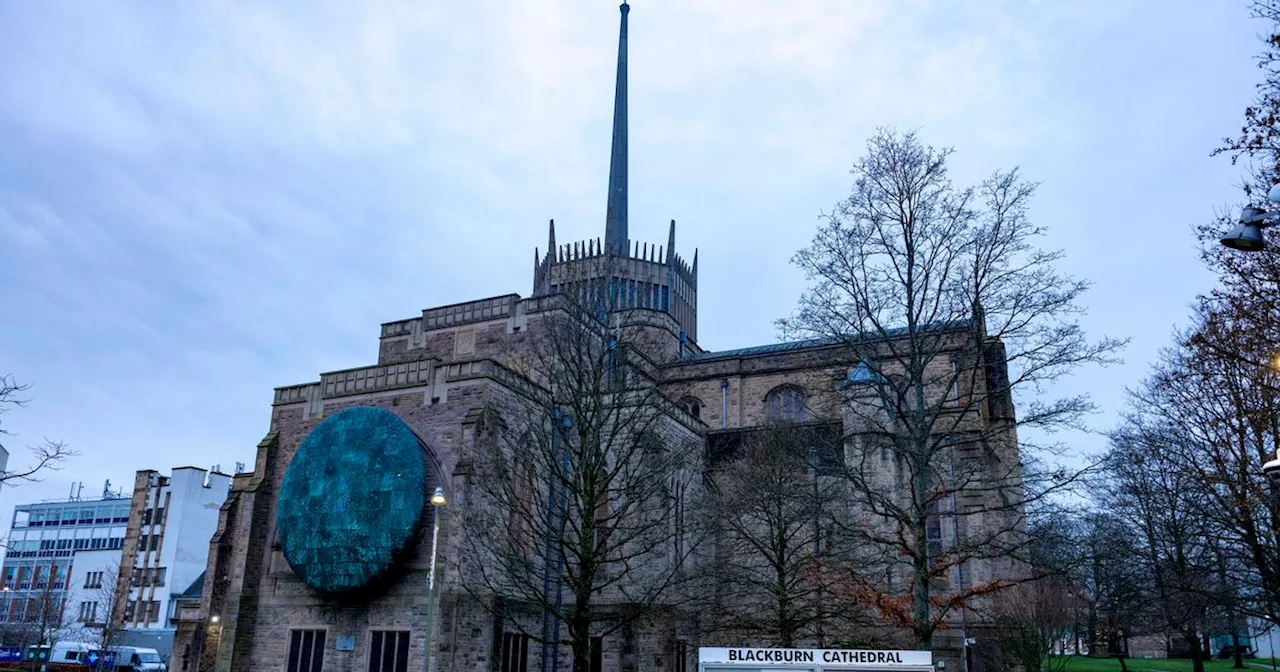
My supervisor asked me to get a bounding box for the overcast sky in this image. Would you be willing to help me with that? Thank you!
[0,0,1265,527]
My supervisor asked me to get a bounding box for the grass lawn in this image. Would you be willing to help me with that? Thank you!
[1059,657,1280,672]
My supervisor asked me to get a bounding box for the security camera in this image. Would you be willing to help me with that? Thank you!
[1264,449,1280,485]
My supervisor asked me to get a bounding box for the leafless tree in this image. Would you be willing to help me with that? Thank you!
[989,577,1080,672]
[11,562,77,652]
[456,258,705,672]
[73,562,126,658]
[0,374,76,487]
[1071,512,1149,663]
[699,422,876,648]
[780,129,1123,647]
[1105,429,1218,672]
[1125,314,1280,626]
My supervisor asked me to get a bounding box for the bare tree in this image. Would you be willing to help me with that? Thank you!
[1127,313,1280,625]
[1073,512,1149,664]
[1105,429,1218,672]
[14,562,76,652]
[989,577,1080,672]
[73,563,126,658]
[1214,0,1280,192]
[700,422,874,648]
[780,129,1123,648]
[457,259,704,672]
[0,374,75,487]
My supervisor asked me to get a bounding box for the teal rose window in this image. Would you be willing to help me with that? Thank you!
[276,406,428,594]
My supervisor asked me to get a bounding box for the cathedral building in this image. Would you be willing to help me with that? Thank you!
[175,4,1023,672]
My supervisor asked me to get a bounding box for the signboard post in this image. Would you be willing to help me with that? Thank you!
[699,648,933,672]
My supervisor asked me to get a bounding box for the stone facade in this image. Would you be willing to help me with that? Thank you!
[173,275,1022,671]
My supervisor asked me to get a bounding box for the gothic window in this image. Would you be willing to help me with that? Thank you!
[763,385,807,422]
[286,629,327,672]
[679,396,701,420]
[589,636,604,672]
[499,632,530,672]
[368,630,410,672]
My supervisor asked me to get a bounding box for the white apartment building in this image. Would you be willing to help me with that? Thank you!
[65,549,121,634]
[0,489,131,629]
[116,467,230,634]
[0,466,232,653]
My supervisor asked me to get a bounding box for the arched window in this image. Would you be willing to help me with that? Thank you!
[679,396,702,420]
[763,384,807,422]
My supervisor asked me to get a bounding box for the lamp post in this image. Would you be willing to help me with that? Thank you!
[1217,188,1280,487]
[423,487,448,672]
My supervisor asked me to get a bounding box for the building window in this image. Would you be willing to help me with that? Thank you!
[367,630,410,672]
[286,629,327,672]
[679,396,701,420]
[674,641,689,672]
[85,571,103,589]
[124,600,135,621]
[145,600,160,624]
[499,632,529,672]
[79,601,97,623]
[763,385,807,422]
[589,636,603,672]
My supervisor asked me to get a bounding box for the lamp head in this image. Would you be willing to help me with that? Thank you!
[1264,450,1280,485]
[1221,219,1267,252]
[430,487,448,507]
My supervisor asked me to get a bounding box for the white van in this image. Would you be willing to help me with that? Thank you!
[24,641,99,665]
[52,640,99,664]
[108,645,168,671]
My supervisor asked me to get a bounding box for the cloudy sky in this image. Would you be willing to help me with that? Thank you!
[0,0,1265,525]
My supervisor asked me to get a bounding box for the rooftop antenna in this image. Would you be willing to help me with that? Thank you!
[234,461,246,474]
[103,479,112,499]
[76,482,84,500]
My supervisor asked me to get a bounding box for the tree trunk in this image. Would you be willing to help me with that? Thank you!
[570,614,591,672]
[1185,628,1205,672]
[1232,631,1245,669]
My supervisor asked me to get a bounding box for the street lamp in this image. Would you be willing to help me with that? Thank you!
[424,487,447,672]
[1217,188,1280,486]
[1219,184,1280,251]
[1264,449,1280,485]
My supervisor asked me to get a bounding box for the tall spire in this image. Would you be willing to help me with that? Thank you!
[603,1,629,256]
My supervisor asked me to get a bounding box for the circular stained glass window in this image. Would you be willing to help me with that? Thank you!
[276,406,428,595]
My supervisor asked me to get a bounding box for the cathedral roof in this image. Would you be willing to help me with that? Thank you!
[684,320,973,363]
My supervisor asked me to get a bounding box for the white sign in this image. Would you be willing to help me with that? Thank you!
[699,648,932,669]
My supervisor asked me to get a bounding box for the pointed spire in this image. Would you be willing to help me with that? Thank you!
[547,219,557,263]
[603,2,630,256]
[666,219,676,264]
